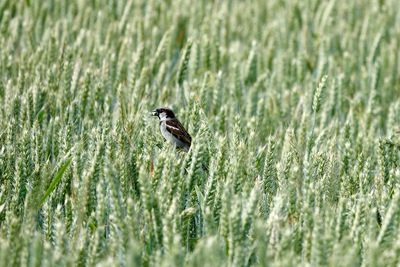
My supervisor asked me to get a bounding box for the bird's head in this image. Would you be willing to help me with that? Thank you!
[152,108,176,120]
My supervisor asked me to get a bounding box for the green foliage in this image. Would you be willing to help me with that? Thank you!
[39,158,72,208]
[1,0,400,266]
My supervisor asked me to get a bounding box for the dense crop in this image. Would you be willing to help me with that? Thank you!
[1,0,400,266]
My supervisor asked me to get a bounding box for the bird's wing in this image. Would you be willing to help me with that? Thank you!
[165,119,192,146]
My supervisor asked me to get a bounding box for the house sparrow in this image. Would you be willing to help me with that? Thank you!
[152,108,192,152]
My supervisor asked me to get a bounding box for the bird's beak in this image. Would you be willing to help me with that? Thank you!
[151,110,158,116]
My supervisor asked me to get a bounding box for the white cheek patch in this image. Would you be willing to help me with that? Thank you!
[159,112,168,120]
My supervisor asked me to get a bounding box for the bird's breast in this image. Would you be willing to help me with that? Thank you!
[160,122,173,142]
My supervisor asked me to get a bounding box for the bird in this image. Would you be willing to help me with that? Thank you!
[152,108,192,152]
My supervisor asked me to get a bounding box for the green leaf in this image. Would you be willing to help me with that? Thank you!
[39,158,72,208]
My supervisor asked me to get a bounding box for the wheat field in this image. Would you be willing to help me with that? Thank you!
[1,0,400,266]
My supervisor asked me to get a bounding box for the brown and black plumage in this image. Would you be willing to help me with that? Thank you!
[152,108,192,151]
